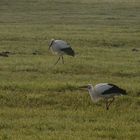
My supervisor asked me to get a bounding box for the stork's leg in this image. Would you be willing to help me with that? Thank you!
[54,57,60,65]
[105,100,109,110]
[108,97,115,109]
[105,97,115,110]
[61,56,64,64]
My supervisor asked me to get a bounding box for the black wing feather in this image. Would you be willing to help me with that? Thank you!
[102,83,127,95]
[61,47,75,56]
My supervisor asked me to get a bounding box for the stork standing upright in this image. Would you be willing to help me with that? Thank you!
[49,39,75,65]
[80,83,127,110]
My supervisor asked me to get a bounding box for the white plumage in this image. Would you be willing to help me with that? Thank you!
[80,83,127,110]
[49,39,75,65]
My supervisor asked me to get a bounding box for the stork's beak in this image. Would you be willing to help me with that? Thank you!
[48,41,53,50]
[48,42,52,50]
[48,45,51,50]
[79,85,88,89]
[48,39,55,50]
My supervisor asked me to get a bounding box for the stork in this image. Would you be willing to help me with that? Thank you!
[80,83,127,110]
[49,39,75,65]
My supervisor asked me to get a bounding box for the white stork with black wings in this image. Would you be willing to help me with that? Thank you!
[80,83,127,110]
[49,39,75,65]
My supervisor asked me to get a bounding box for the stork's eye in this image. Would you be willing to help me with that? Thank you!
[87,85,91,89]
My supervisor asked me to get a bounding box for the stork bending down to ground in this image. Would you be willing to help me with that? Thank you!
[49,39,75,65]
[80,83,127,110]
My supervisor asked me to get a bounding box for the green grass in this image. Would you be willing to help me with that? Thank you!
[0,0,140,139]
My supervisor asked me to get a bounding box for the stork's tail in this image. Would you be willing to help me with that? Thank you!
[120,89,127,95]
[61,47,75,57]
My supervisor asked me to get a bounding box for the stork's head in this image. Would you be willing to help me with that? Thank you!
[79,84,93,91]
[49,39,55,49]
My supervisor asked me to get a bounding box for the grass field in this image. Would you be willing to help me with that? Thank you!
[0,0,140,139]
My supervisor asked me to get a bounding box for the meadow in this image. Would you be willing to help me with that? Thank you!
[0,0,140,139]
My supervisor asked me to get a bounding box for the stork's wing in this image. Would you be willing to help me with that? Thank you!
[95,83,126,96]
[94,83,113,95]
[54,40,71,49]
[61,47,75,56]
[102,84,126,95]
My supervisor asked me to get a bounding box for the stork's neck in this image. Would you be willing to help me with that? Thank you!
[88,87,99,102]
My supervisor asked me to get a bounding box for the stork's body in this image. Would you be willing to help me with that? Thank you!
[49,39,75,65]
[80,83,127,110]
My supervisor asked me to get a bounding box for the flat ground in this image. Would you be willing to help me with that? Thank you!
[0,0,140,139]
